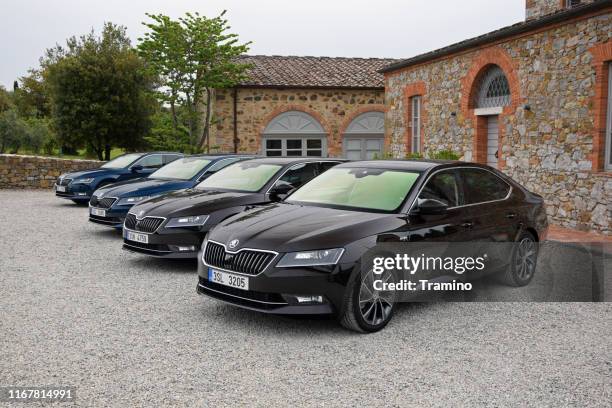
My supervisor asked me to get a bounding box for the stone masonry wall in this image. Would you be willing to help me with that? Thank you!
[0,154,103,189]
[210,88,386,157]
[385,11,611,233]
[526,0,598,21]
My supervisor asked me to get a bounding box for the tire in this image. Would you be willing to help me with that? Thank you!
[499,231,538,287]
[340,267,396,333]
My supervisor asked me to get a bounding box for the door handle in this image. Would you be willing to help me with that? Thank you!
[461,222,473,228]
[506,212,517,219]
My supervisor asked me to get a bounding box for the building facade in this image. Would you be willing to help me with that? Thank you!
[209,56,395,159]
[382,0,611,233]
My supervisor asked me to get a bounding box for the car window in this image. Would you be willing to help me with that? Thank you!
[203,158,244,175]
[419,171,459,207]
[273,163,318,190]
[461,168,510,205]
[163,154,182,164]
[196,163,282,192]
[318,161,341,173]
[134,154,164,169]
[101,153,143,169]
[287,168,420,212]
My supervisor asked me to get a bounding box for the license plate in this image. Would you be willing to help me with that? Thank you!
[56,185,66,192]
[90,207,106,217]
[208,268,249,291]
[124,230,149,244]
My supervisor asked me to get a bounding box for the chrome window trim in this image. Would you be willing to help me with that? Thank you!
[201,239,279,277]
[264,160,343,195]
[408,166,513,213]
[198,283,288,305]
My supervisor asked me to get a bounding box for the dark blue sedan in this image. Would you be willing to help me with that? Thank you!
[54,152,183,203]
[88,154,254,228]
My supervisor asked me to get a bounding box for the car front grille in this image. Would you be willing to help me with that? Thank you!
[90,196,117,209]
[57,177,72,186]
[124,213,164,233]
[203,241,276,276]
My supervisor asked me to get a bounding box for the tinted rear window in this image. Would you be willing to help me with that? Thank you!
[461,169,510,205]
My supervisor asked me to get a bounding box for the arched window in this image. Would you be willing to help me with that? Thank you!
[343,111,385,160]
[476,66,511,109]
[262,111,327,157]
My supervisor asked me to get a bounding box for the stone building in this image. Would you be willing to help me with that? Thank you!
[209,55,397,159]
[381,0,611,233]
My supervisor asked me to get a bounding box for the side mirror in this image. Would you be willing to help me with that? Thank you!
[131,165,143,172]
[412,198,449,215]
[268,183,294,202]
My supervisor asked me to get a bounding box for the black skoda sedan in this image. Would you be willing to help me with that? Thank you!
[122,158,344,258]
[197,160,549,333]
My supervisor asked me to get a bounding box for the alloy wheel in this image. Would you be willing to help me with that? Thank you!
[515,237,537,281]
[358,269,395,326]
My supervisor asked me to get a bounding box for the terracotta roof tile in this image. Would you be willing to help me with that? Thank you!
[236,55,399,89]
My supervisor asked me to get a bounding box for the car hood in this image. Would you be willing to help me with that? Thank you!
[209,203,401,253]
[62,168,122,179]
[95,178,193,198]
[130,189,261,218]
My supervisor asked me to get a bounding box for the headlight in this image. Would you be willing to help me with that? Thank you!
[276,248,344,268]
[75,178,94,184]
[117,196,154,205]
[165,215,209,228]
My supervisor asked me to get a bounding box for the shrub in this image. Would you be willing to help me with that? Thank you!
[429,149,460,160]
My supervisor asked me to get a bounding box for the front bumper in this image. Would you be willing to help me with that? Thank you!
[122,227,204,258]
[88,204,131,229]
[54,183,92,200]
[196,259,352,316]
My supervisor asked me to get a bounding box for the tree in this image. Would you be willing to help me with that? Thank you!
[138,11,251,151]
[13,70,51,119]
[0,109,28,154]
[0,86,13,113]
[45,23,156,160]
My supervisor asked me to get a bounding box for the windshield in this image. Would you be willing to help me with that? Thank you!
[196,162,282,192]
[101,153,144,169]
[287,167,420,212]
[149,157,212,180]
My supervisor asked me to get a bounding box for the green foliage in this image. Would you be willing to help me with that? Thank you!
[144,110,192,152]
[0,110,28,153]
[0,86,13,113]
[405,152,423,159]
[13,70,51,119]
[25,118,56,154]
[45,23,156,160]
[138,11,251,150]
[429,149,461,160]
[372,152,395,160]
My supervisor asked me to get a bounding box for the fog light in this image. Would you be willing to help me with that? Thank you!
[295,295,324,304]
[177,245,196,252]
[77,193,87,196]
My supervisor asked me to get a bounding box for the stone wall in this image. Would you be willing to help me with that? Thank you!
[0,154,103,189]
[384,11,611,233]
[526,0,598,21]
[210,87,386,156]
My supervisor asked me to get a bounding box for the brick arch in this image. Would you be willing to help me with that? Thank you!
[338,104,386,138]
[589,41,612,171]
[460,47,522,167]
[259,105,330,136]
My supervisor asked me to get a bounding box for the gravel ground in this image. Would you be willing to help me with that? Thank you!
[0,190,610,407]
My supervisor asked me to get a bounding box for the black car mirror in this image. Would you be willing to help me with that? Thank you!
[412,198,449,215]
[268,183,295,202]
[131,165,143,172]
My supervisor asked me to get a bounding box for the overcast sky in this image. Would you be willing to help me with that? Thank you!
[0,0,525,88]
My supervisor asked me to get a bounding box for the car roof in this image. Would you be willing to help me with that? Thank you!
[240,157,348,166]
[335,159,462,172]
[185,154,256,160]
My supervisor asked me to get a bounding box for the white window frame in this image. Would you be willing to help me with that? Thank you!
[263,137,327,157]
[606,63,612,170]
[411,96,422,154]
